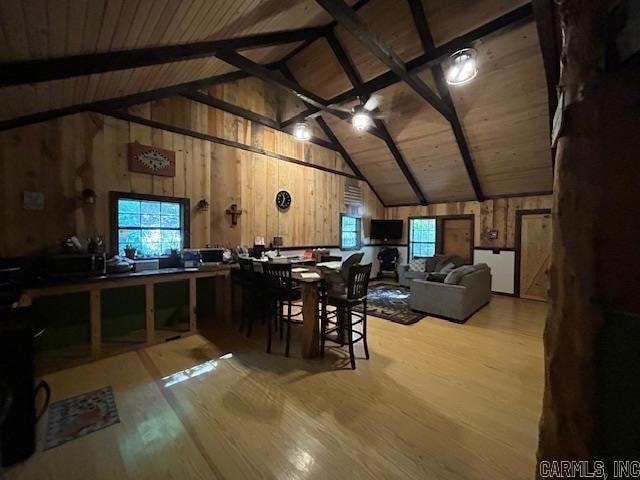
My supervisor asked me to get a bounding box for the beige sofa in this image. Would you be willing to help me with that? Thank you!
[409,264,491,323]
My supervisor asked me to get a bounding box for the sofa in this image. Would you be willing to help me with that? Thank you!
[398,255,466,287]
[409,264,491,323]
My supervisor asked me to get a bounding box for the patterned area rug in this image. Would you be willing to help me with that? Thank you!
[355,283,423,325]
[44,386,120,450]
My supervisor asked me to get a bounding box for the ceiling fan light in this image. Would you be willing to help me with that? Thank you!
[352,112,371,131]
[293,122,311,141]
[446,48,478,85]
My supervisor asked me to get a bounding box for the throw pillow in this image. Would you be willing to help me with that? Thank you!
[424,257,437,272]
[444,265,476,284]
[439,262,456,274]
[409,257,426,272]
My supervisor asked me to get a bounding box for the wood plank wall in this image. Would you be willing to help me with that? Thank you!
[0,110,383,257]
[385,195,553,248]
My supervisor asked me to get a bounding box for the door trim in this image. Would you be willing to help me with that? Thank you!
[514,209,551,298]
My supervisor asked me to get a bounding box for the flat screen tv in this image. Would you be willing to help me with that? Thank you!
[370,219,403,240]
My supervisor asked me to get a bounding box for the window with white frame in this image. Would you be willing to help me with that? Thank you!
[340,214,362,250]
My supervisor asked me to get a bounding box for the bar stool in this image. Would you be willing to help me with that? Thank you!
[263,262,302,357]
[320,263,372,369]
[237,257,264,337]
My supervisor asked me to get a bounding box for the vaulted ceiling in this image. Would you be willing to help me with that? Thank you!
[0,0,555,207]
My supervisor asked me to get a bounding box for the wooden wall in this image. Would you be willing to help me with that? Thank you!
[0,110,383,257]
[385,195,553,248]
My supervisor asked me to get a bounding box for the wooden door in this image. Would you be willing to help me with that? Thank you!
[519,213,552,301]
[442,218,472,263]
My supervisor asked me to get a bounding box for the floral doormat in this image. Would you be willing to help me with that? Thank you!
[354,284,423,325]
[44,386,120,450]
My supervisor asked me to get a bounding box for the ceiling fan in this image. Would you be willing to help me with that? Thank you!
[293,94,386,140]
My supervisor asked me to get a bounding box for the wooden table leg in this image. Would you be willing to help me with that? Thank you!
[145,283,155,344]
[189,277,197,333]
[90,288,101,356]
[301,282,320,358]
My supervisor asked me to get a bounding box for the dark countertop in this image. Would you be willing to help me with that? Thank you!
[25,264,238,291]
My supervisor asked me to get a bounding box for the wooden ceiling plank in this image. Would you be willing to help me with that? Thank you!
[315,0,452,121]
[283,4,534,126]
[0,26,326,87]
[95,0,123,52]
[407,0,484,201]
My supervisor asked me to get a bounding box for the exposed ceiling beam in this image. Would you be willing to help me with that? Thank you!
[324,28,427,205]
[279,63,386,207]
[216,50,356,120]
[374,120,428,205]
[0,27,325,87]
[315,0,452,121]
[278,0,373,65]
[407,0,484,201]
[0,70,250,131]
[532,0,561,173]
[181,90,338,152]
[282,4,534,126]
[91,108,364,181]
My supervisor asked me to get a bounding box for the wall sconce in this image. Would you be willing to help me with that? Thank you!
[82,188,96,205]
[196,199,210,212]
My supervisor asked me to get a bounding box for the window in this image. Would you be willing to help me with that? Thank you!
[340,214,362,250]
[111,192,189,257]
[409,218,437,258]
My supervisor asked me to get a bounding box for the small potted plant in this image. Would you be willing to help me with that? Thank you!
[124,244,137,260]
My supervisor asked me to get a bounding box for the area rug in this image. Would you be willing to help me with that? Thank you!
[44,385,120,450]
[354,284,423,325]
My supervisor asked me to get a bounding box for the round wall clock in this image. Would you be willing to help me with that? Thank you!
[275,190,292,210]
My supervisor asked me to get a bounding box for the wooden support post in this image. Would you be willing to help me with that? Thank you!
[189,277,197,333]
[145,283,155,344]
[90,289,101,356]
[301,282,320,358]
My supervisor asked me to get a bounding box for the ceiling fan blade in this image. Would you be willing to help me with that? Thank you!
[330,105,353,113]
[371,113,389,120]
[364,94,381,111]
[305,111,323,120]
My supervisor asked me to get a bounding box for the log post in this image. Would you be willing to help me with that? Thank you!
[537,0,640,468]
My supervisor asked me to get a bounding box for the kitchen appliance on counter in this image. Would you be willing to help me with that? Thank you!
[180,249,202,269]
[199,248,224,265]
[43,253,106,278]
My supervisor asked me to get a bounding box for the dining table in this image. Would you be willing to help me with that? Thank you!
[251,258,339,358]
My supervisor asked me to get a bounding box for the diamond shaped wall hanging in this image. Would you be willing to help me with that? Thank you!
[128,142,176,177]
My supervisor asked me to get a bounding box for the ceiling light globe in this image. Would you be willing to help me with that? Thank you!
[293,122,311,141]
[446,48,478,85]
[352,112,371,131]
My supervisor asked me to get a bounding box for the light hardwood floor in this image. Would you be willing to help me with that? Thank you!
[4,295,546,480]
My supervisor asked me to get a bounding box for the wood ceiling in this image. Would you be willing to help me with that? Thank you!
[0,0,554,206]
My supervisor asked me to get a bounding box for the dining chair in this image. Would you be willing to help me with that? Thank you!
[320,263,372,369]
